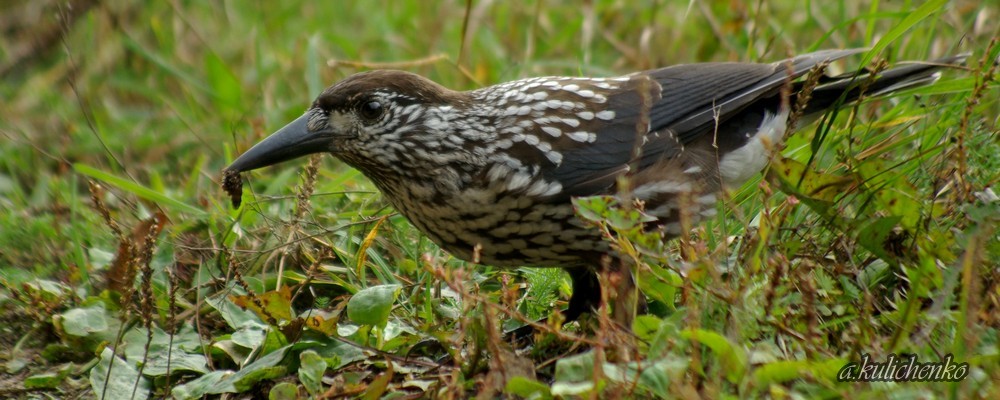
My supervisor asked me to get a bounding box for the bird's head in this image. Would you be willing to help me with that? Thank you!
[225,70,470,177]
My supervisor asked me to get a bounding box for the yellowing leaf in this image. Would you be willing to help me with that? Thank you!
[356,215,389,275]
[305,315,339,336]
[231,286,294,324]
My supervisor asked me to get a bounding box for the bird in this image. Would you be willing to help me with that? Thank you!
[223,49,965,332]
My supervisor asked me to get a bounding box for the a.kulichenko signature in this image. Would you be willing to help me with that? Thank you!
[837,353,970,382]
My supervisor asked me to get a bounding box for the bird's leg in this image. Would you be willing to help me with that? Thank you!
[564,268,602,322]
[504,268,600,342]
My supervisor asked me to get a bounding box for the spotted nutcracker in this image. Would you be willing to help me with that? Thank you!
[223,49,965,330]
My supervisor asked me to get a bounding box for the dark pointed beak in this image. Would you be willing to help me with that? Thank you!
[226,113,331,173]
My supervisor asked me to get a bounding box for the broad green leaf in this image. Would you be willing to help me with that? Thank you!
[680,328,747,383]
[572,196,617,223]
[857,216,903,264]
[206,293,266,331]
[223,345,292,392]
[89,348,151,400]
[170,370,235,399]
[361,362,393,400]
[57,303,111,337]
[637,357,687,398]
[873,186,922,230]
[753,358,848,386]
[268,382,299,400]
[299,350,327,396]
[347,284,401,327]
[24,364,72,389]
[504,376,553,400]
[313,337,365,369]
[553,350,597,385]
[552,351,607,396]
[140,351,209,376]
[637,266,682,310]
[230,325,267,350]
[770,157,853,203]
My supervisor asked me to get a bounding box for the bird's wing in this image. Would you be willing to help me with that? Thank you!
[535,49,866,199]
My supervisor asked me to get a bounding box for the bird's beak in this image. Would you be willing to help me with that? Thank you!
[226,113,332,173]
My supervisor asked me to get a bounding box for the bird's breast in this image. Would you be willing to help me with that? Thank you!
[374,174,606,268]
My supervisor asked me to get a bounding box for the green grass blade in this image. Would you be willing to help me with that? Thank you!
[859,0,947,66]
[74,163,207,217]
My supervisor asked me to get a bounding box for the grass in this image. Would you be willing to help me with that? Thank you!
[1,0,998,398]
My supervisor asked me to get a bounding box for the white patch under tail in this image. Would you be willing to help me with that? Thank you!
[718,109,789,186]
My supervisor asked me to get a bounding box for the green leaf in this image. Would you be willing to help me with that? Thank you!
[770,157,853,203]
[170,370,235,399]
[299,350,327,396]
[347,284,401,327]
[24,365,71,389]
[857,216,903,263]
[753,358,847,386]
[680,328,747,383]
[313,337,365,369]
[224,345,292,392]
[554,350,595,379]
[572,196,616,223]
[74,163,207,216]
[858,0,948,67]
[552,351,602,396]
[637,266,682,309]
[206,293,266,331]
[873,186,922,230]
[268,382,300,400]
[57,304,111,337]
[636,357,687,398]
[89,348,151,400]
[504,376,553,400]
[141,351,209,376]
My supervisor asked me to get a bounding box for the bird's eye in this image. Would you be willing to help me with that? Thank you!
[358,100,384,121]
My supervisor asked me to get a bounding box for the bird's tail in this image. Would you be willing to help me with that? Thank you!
[801,53,970,115]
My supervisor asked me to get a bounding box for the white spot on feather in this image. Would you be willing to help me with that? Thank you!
[567,131,591,142]
[684,166,703,174]
[596,110,616,120]
[507,172,532,191]
[633,181,693,199]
